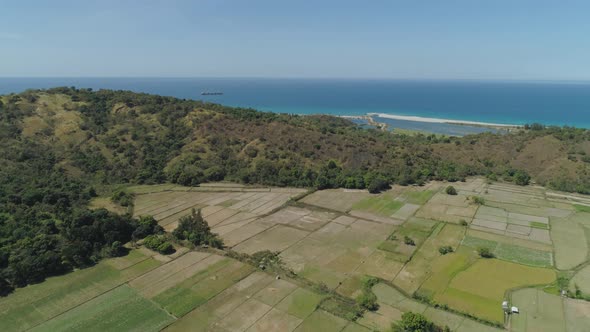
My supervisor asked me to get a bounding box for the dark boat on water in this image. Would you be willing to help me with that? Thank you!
[201,91,223,95]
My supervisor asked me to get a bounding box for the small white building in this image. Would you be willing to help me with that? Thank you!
[511,306,519,314]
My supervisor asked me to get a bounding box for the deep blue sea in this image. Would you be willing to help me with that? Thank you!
[2,78,590,132]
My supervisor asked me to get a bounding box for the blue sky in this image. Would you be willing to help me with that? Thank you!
[2,0,590,80]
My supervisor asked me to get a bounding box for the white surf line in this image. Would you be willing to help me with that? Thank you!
[367,112,518,128]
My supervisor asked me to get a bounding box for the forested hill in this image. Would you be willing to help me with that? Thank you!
[1,87,590,293]
[3,87,590,192]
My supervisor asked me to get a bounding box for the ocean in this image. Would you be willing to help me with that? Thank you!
[1,78,590,133]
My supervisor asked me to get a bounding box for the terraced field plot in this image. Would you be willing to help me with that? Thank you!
[301,189,371,212]
[9,178,590,331]
[510,288,565,332]
[30,285,175,332]
[461,235,553,267]
[415,191,478,224]
[133,185,305,232]
[436,259,556,322]
[378,217,439,262]
[280,216,397,288]
[0,250,161,331]
[551,216,589,270]
[371,283,503,332]
[510,288,590,332]
[393,223,466,294]
[470,205,552,244]
[163,271,331,332]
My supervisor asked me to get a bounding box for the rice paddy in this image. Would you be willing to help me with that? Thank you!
[5,178,590,331]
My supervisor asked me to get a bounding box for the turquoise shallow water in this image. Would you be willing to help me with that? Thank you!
[1,77,590,128]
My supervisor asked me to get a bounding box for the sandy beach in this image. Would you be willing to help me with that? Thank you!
[368,113,519,128]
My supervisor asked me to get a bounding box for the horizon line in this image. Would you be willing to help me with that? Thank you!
[2,76,590,84]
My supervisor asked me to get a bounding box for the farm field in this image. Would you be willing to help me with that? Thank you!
[133,184,306,232]
[571,264,590,295]
[371,283,503,332]
[6,178,590,331]
[0,250,162,331]
[436,259,555,322]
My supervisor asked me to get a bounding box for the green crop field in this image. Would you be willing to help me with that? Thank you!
[462,235,553,267]
[276,288,325,319]
[438,259,556,322]
[153,259,254,316]
[351,194,404,216]
[378,218,439,262]
[0,252,160,332]
[30,285,175,332]
[402,190,436,205]
[419,246,475,299]
[573,204,590,213]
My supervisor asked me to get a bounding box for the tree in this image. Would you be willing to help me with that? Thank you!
[445,186,457,195]
[368,177,389,194]
[477,247,494,258]
[111,189,134,207]
[132,215,163,240]
[438,246,453,255]
[392,311,446,332]
[404,236,415,246]
[143,235,174,254]
[514,170,531,186]
[357,292,378,311]
[173,209,223,248]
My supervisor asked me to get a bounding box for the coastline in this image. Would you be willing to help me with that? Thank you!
[367,113,520,129]
[342,112,523,136]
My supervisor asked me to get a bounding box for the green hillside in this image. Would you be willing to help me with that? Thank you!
[1,87,590,294]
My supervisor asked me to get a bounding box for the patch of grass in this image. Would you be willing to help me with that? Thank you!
[403,190,435,205]
[276,288,325,319]
[420,246,475,298]
[352,195,404,216]
[573,204,590,213]
[219,199,240,207]
[30,285,174,332]
[530,221,549,229]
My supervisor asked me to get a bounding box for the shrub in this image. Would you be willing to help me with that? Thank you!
[445,186,457,195]
[111,189,134,207]
[459,219,468,226]
[514,170,531,186]
[472,196,485,205]
[477,247,494,258]
[143,235,174,254]
[438,246,453,255]
[404,236,415,246]
[392,311,447,332]
[368,178,389,194]
[356,292,378,311]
